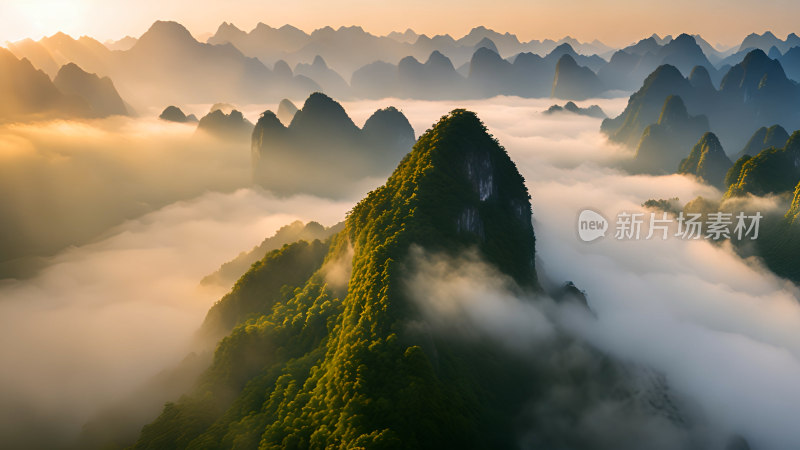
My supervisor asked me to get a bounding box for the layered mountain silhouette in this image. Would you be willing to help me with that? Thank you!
[351,50,468,99]
[551,54,605,99]
[779,46,800,82]
[158,105,197,123]
[597,34,720,91]
[720,48,793,99]
[544,101,606,118]
[352,43,608,100]
[6,21,320,109]
[0,48,93,121]
[104,36,137,51]
[602,64,696,147]
[6,32,114,79]
[632,95,709,173]
[738,31,800,54]
[10,22,800,111]
[293,55,350,98]
[208,22,309,63]
[474,37,499,54]
[251,93,414,197]
[604,50,800,164]
[397,50,466,99]
[276,98,299,124]
[196,107,253,141]
[53,63,129,117]
[386,28,420,44]
[467,47,516,96]
[736,124,790,158]
[206,22,612,79]
[119,21,319,106]
[678,132,733,187]
[701,49,800,149]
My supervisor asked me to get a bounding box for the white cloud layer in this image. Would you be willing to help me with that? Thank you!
[2,95,800,449]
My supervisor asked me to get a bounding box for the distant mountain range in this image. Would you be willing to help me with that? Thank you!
[0,47,129,121]
[601,47,800,186]
[738,31,800,54]
[205,22,613,77]
[251,92,415,197]
[543,101,606,118]
[603,49,800,158]
[3,23,800,109]
[196,107,254,141]
[5,21,320,109]
[352,43,608,100]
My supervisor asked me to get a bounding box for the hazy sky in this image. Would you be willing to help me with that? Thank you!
[1,0,798,48]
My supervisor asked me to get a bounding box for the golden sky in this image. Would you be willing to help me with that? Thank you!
[2,0,798,48]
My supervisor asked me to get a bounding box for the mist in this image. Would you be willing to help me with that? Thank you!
[2,94,800,448]
[350,96,800,449]
[0,185,351,447]
[0,116,252,276]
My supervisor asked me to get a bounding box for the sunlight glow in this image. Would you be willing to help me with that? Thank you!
[7,0,89,41]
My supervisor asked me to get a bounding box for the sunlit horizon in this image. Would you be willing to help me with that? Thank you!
[2,0,799,48]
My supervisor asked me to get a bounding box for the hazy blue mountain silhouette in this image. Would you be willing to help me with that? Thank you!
[779,46,800,82]
[602,64,696,146]
[738,31,800,54]
[551,54,605,100]
[251,92,414,197]
[604,52,800,154]
[736,125,790,159]
[598,34,720,91]
[474,37,499,54]
[632,95,709,173]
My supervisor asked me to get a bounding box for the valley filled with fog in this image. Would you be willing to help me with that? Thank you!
[4,13,800,447]
[1,95,799,448]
